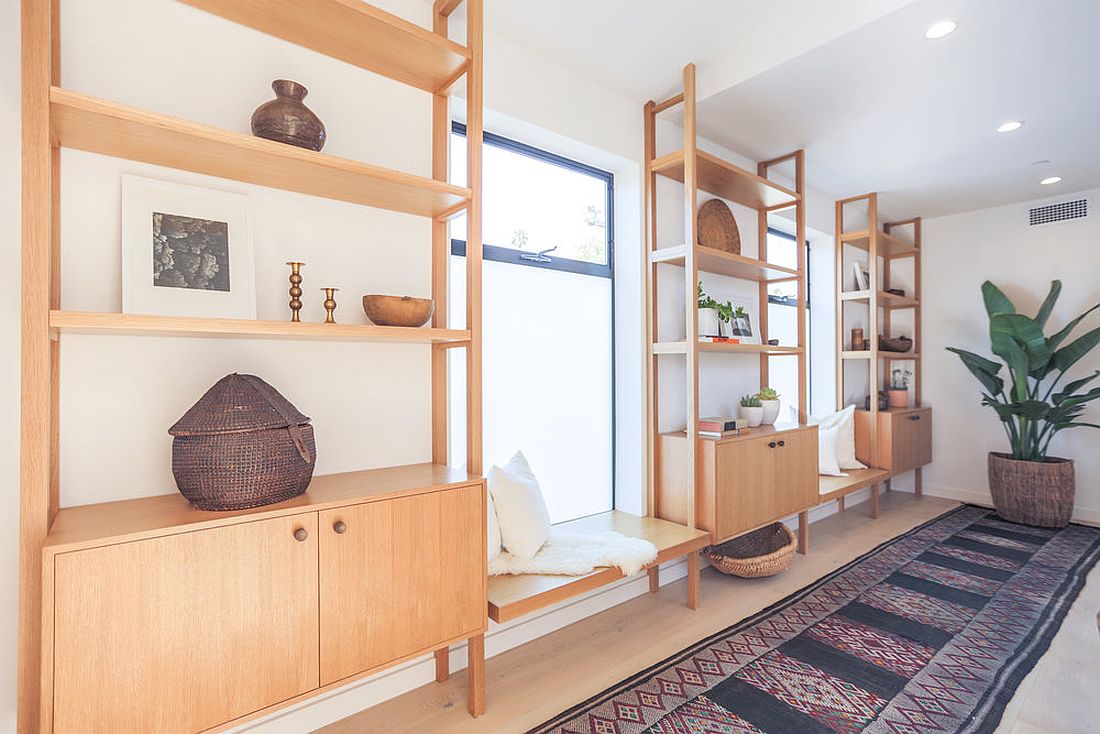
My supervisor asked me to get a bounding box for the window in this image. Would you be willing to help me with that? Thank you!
[765,227,808,419]
[448,124,615,523]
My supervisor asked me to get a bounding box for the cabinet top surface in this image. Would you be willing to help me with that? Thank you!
[45,463,480,552]
[663,423,815,445]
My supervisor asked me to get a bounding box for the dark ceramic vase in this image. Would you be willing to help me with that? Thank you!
[250,79,326,152]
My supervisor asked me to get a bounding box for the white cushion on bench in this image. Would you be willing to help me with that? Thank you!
[487,451,551,559]
[489,529,657,577]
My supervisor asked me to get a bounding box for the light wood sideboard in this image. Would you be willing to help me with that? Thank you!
[657,424,819,545]
[41,464,486,734]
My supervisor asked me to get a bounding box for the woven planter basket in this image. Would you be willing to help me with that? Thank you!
[705,522,796,578]
[988,452,1074,528]
[169,373,316,511]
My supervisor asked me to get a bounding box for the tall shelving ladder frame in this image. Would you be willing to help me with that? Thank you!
[835,192,923,497]
[644,62,809,578]
[18,0,486,728]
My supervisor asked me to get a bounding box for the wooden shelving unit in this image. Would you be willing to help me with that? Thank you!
[833,192,929,509]
[20,0,485,728]
[644,63,811,565]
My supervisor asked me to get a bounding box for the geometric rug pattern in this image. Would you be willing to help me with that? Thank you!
[529,505,1100,734]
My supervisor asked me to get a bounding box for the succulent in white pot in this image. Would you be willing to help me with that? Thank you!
[757,387,781,425]
[739,394,764,427]
[696,282,723,338]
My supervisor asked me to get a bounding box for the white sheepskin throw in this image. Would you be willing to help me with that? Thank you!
[489,529,658,577]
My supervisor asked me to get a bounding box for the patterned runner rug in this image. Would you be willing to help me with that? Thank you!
[530,505,1100,734]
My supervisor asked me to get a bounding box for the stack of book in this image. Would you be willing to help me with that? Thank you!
[697,416,750,439]
[699,336,741,344]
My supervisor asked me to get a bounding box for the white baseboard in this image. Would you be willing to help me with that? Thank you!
[922,484,1100,525]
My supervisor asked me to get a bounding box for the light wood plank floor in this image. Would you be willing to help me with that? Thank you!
[320,494,1099,734]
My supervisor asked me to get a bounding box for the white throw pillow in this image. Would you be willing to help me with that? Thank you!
[796,404,866,471]
[487,451,551,559]
[486,489,502,562]
[817,423,845,477]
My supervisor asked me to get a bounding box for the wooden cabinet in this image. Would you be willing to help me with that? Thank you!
[855,407,932,474]
[319,485,484,685]
[42,466,486,734]
[51,513,320,734]
[658,425,818,544]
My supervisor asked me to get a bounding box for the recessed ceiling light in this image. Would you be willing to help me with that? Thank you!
[997,121,1023,133]
[925,20,958,39]
[1040,176,1062,185]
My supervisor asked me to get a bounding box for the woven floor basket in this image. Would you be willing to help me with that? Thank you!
[169,373,316,511]
[705,522,796,578]
[988,452,1075,528]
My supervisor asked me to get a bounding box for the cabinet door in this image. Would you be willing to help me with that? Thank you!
[318,484,484,686]
[713,437,775,541]
[52,513,320,734]
[769,428,819,515]
[892,409,932,472]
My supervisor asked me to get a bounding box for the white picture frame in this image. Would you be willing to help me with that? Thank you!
[724,296,760,344]
[852,261,870,291]
[122,175,256,319]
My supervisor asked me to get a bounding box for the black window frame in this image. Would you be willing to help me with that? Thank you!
[448,121,618,516]
[449,121,614,279]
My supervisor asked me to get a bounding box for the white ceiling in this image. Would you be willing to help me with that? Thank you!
[694,0,1100,218]
[484,0,915,103]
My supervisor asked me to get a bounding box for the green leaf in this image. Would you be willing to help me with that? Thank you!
[1053,370,1100,404]
[992,313,1052,374]
[982,281,1016,317]
[947,347,1005,395]
[1053,326,1100,374]
[1009,400,1051,419]
[1057,385,1100,408]
[1035,280,1062,328]
[1047,302,1100,351]
[990,332,1029,402]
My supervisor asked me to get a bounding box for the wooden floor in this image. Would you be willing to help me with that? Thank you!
[319,493,1098,734]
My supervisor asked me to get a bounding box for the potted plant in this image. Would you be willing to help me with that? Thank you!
[757,387,781,425]
[739,394,763,427]
[887,368,912,408]
[697,282,722,338]
[947,280,1100,527]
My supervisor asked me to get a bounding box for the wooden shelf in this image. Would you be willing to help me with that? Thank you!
[487,511,711,623]
[650,149,799,211]
[651,245,799,282]
[179,0,470,93]
[818,467,891,503]
[841,350,919,360]
[49,311,471,344]
[50,87,470,218]
[840,290,919,308]
[841,350,872,360]
[840,229,917,257]
[44,463,479,552]
[654,341,803,356]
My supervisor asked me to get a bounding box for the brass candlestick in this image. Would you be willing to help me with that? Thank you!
[321,287,339,324]
[286,261,305,322]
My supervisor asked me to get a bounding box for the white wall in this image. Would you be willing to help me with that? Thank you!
[922,189,1100,522]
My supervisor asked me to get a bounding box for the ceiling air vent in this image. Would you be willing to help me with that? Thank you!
[1029,198,1088,227]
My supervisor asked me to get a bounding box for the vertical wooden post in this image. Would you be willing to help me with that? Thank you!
[793,151,807,425]
[870,482,880,518]
[797,511,809,554]
[20,1,56,731]
[682,63,699,535]
[686,551,700,610]
[430,8,451,471]
[913,216,923,497]
[464,0,485,718]
[867,195,880,484]
[834,199,844,411]
[756,174,769,391]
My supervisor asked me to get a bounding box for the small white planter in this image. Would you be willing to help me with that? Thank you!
[760,400,781,426]
[740,405,764,427]
[698,307,721,338]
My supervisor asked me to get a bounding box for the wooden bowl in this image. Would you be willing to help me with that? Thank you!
[362,295,434,327]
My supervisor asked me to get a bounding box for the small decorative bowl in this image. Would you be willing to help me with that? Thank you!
[362,295,434,327]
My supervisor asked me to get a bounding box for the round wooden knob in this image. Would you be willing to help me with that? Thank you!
[778,440,786,447]
[294,528,308,542]
[333,521,347,534]
[768,441,777,449]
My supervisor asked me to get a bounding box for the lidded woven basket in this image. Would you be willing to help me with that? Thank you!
[169,373,316,511]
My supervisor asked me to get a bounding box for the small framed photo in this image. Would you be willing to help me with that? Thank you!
[122,175,256,319]
[725,296,760,344]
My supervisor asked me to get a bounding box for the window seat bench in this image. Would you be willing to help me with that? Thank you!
[487,510,712,623]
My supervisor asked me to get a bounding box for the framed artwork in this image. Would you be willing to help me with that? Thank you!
[122,175,256,319]
[725,296,760,344]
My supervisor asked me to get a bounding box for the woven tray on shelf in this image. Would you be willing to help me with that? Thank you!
[705,522,796,578]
